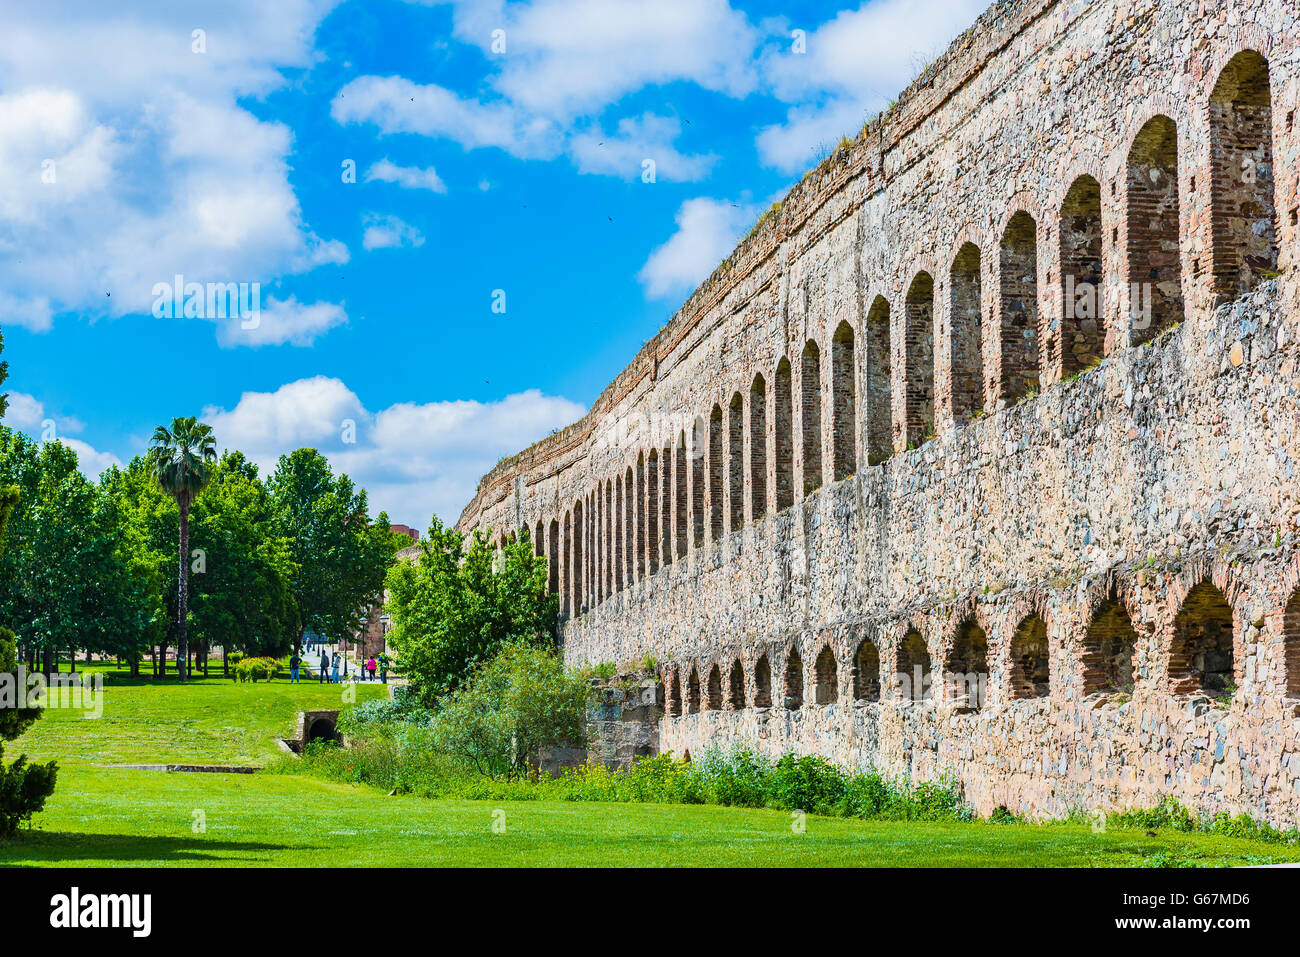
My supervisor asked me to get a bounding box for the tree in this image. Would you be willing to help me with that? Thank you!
[267,448,396,653]
[385,517,557,706]
[145,417,217,681]
[430,644,589,780]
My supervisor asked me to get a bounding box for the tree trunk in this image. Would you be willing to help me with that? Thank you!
[177,500,190,682]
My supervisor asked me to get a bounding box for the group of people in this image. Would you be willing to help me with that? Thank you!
[287,648,389,685]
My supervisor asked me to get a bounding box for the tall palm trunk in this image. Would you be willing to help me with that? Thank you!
[177,499,190,682]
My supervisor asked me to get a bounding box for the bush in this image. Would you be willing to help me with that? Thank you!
[231,656,282,683]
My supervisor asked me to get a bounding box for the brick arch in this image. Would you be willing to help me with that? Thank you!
[996,203,1044,404]
[902,271,936,447]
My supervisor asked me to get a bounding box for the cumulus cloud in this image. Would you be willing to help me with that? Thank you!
[202,377,586,526]
[569,113,717,182]
[0,2,349,341]
[4,390,117,478]
[638,198,758,299]
[361,213,427,252]
[365,158,448,193]
[756,0,988,171]
[216,295,349,348]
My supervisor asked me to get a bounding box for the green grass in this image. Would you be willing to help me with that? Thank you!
[3,667,1298,867]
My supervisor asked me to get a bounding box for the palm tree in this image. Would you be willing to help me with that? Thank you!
[146,417,217,681]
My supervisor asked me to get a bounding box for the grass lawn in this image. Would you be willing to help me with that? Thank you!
[3,666,1298,867]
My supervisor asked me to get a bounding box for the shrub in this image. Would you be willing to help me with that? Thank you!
[232,656,282,683]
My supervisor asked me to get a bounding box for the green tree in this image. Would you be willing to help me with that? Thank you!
[385,517,557,706]
[267,448,397,652]
[431,643,589,780]
[145,417,217,681]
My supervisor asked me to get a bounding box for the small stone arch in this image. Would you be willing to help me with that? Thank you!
[896,628,931,703]
[687,666,702,714]
[813,644,838,704]
[667,667,682,717]
[706,663,723,711]
[949,243,984,423]
[1082,598,1138,694]
[783,648,804,709]
[947,618,988,711]
[753,655,773,707]
[999,211,1041,403]
[749,374,767,521]
[854,639,881,702]
[1059,175,1105,376]
[864,296,892,464]
[727,659,745,710]
[1007,614,1050,700]
[1126,115,1183,345]
[904,272,935,447]
[831,321,856,480]
[800,340,823,495]
[1170,581,1235,697]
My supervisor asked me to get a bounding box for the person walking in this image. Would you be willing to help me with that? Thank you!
[366,656,377,681]
[331,653,340,684]
[318,650,330,684]
[289,651,301,684]
[378,653,389,685]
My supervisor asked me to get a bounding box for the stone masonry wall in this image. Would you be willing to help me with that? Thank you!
[457,0,1300,825]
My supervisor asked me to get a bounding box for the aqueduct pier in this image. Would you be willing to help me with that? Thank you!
[459,0,1300,823]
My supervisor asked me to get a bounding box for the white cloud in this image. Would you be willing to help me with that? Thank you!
[361,214,426,251]
[3,390,116,478]
[63,438,123,479]
[365,158,448,193]
[216,295,349,348]
[639,197,758,299]
[756,0,987,171]
[203,377,586,526]
[0,2,349,340]
[569,113,717,182]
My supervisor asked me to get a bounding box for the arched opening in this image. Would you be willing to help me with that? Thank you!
[306,717,339,745]
[560,511,571,616]
[854,639,880,702]
[708,405,724,541]
[1284,587,1300,697]
[1210,51,1277,299]
[547,519,559,595]
[801,341,823,495]
[572,500,584,614]
[1170,582,1235,697]
[1082,599,1138,694]
[646,451,659,577]
[783,649,804,709]
[813,645,838,704]
[634,455,645,580]
[533,521,543,557]
[687,667,702,714]
[1059,176,1105,375]
[690,418,705,548]
[674,434,687,558]
[897,629,931,703]
[667,668,682,717]
[753,655,772,708]
[660,446,672,568]
[950,244,984,422]
[604,482,613,598]
[947,619,987,712]
[749,375,767,521]
[706,664,723,711]
[1127,115,1183,345]
[904,273,935,447]
[613,476,624,591]
[728,659,745,709]
[728,393,744,532]
[999,212,1040,403]
[624,466,635,585]
[831,321,856,480]
[865,296,893,464]
[774,359,795,510]
[1008,614,1050,700]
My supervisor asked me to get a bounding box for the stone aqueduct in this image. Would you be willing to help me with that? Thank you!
[458,0,1300,822]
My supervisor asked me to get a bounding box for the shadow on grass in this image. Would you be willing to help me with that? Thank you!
[0,830,314,865]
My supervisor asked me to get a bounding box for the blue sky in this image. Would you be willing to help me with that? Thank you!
[0,0,985,528]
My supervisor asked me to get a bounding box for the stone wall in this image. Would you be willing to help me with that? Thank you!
[457,0,1300,824]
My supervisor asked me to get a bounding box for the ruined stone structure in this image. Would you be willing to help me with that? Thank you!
[458,0,1300,824]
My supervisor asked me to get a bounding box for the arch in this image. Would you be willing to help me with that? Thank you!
[947,619,988,711]
[999,212,1040,403]
[750,374,768,521]
[854,639,880,702]
[1170,581,1235,696]
[831,321,856,480]
[1059,176,1105,375]
[646,450,659,577]
[560,510,572,616]
[753,655,772,707]
[533,520,543,557]
[547,518,559,595]
[660,444,672,568]
[635,454,645,580]
[667,667,682,717]
[1082,599,1138,694]
[306,717,338,745]
[623,466,635,585]
[864,296,893,463]
[613,475,624,591]
[897,629,931,703]
[800,341,823,495]
[1127,115,1183,345]
[708,405,724,541]
[690,418,705,548]
[674,433,687,558]
[949,244,984,422]
[728,659,746,709]
[1284,587,1300,697]
[706,664,723,711]
[728,392,744,532]
[783,648,804,709]
[813,644,838,704]
[604,480,614,595]
[686,666,702,714]
[904,273,935,447]
[1210,50,1277,299]
[572,500,584,614]
[774,359,795,509]
[1008,614,1050,700]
